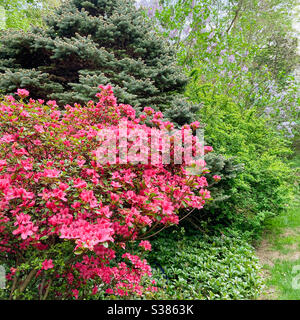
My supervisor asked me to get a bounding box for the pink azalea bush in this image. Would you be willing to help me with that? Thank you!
[0,85,213,299]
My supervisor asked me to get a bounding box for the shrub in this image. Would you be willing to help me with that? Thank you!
[0,0,198,125]
[148,228,264,300]
[182,152,244,233]
[0,85,213,299]
[187,85,294,238]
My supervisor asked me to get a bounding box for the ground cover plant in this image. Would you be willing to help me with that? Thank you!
[148,228,264,300]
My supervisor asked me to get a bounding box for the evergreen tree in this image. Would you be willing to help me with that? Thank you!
[0,0,198,125]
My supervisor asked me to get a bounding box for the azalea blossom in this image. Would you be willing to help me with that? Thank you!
[42,259,54,270]
[0,86,213,298]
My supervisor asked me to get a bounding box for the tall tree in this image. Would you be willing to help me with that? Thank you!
[138,0,299,136]
[138,0,299,82]
[0,0,198,125]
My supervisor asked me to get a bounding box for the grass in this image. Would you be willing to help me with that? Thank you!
[257,151,300,299]
[264,259,300,300]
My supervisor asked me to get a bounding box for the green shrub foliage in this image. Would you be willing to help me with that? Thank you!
[0,0,197,124]
[187,85,295,237]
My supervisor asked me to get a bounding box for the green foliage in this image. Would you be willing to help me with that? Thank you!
[182,152,244,233]
[0,0,60,30]
[265,258,300,300]
[140,0,300,137]
[187,85,295,238]
[148,228,264,300]
[142,0,299,83]
[258,165,300,300]
[0,0,197,125]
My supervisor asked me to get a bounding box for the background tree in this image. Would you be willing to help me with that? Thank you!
[138,0,299,137]
[0,0,198,125]
[0,0,60,29]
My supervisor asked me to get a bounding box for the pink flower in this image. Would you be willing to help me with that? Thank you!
[59,183,69,191]
[106,288,114,295]
[161,200,174,215]
[190,121,200,130]
[34,125,44,133]
[10,268,17,275]
[20,111,30,117]
[0,160,7,171]
[42,259,54,270]
[213,175,221,182]
[80,190,94,203]
[73,178,87,189]
[72,289,79,299]
[33,139,42,145]
[4,95,15,103]
[111,181,121,188]
[139,240,152,251]
[92,286,98,295]
[0,134,15,143]
[163,121,174,130]
[139,114,147,121]
[47,100,57,107]
[43,169,61,178]
[12,213,38,239]
[143,107,154,115]
[77,159,86,168]
[204,146,213,153]
[154,111,163,119]
[16,89,30,99]
[71,201,81,209]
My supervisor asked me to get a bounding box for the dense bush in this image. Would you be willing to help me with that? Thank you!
[184,152,244,233]
[187,85,294,238]
[0,86,214,299]
[148,228,264,300]
[0,0,198,125]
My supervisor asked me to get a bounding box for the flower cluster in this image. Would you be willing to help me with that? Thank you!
[0,85,214,299]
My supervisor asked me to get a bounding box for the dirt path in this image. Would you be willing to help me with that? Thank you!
[256,223,300,299]
[255,153,300,299]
